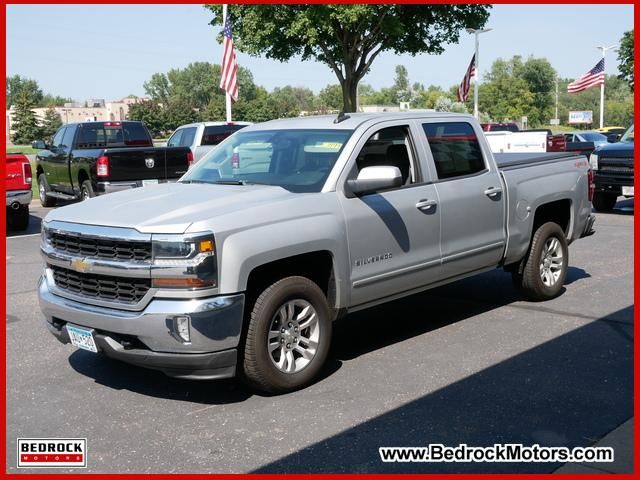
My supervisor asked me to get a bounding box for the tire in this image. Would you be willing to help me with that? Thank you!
[512,222,568,301]
[80,180,95,201]
[592,192,617,212]
[38,173,56,207]
[9,205,30,231]
[242,276,332,393]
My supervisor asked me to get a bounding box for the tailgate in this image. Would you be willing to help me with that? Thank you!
[163,147,191,179]
[105,148,187,182]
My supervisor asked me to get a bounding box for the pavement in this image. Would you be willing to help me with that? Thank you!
[5,198,634,474]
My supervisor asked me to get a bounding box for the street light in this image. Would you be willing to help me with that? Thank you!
[466,27,492,120]
[596,44,618,129]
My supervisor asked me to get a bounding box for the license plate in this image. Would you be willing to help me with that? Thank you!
[67,325,98,353]
[622,186,634,196]
[142,179,159,187]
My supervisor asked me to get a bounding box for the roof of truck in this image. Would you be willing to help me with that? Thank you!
[245,111,471,131]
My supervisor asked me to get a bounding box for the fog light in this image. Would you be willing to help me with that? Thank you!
[172,315,191,343]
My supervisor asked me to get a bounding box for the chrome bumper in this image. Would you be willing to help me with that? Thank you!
[96,179,175,195]
[39,275,244,379]
[6,189,32,207]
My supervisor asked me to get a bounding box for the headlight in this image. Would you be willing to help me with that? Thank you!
[151,232,217,289]
[589,153,598,171]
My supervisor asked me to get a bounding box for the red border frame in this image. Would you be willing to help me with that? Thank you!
[2,1,637,478]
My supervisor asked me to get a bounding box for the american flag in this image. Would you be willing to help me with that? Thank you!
[457,54,477,103]
[567,59,605,94]
[220,12,239,101]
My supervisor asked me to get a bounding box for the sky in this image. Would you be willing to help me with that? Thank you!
[6,4,635,102]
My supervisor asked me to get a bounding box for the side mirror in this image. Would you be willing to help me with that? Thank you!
[607,134,619,143]
[32,140,47,150]
[346,166,402,196]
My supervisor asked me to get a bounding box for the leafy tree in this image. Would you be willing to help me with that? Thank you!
[162,100,201,132]
[128,101,166,137]
[205,4,491,112]
[617,30,634,89]
[6,75,43,109]
[316,84,343,111]
[11,91,42,144]
[41,94,72,107]
[40,107,62,139]
[520,57,556,125]
[391,65,411,103]
[434,96,467,113]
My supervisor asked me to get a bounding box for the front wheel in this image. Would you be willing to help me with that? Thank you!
[242,276,332,393]
[512,222,568,301]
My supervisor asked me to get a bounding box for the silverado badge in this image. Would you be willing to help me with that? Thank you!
[70,258,90,273]
[145,158,155,168]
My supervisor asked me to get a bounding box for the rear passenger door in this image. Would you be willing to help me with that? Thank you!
[421,120,506,279]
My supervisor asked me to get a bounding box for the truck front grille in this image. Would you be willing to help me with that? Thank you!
[599,164,633,174]
[48,231,152,261]
[51,266,151,304]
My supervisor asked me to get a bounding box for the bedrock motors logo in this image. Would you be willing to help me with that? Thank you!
[17,438,87,468]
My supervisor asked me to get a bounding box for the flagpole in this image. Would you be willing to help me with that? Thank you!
[223,4,232,122]
[466,27,492,120]
[596,44,618,129]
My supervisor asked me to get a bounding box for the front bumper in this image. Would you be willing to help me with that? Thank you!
[6,189,32,207]
[39,275,244,380]
[96,179,175,195]
[594,173,633,193]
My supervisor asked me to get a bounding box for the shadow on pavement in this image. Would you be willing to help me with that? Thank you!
[255,305,633,474]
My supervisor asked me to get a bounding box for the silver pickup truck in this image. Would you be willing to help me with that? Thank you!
[39,112,595,393]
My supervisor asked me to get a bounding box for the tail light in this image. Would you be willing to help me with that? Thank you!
[23,162,32,184]
[587,169,595,202]
[187,151,194,168]
[97,156,110,177]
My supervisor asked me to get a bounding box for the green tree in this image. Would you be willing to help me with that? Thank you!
[617,30,634,89]
[41,94,72,107]
[6,75,43,109]
[40,107,62,139]
[478,57,534,122]
[11,91,42,144]
[520,57,556,125]
[391,65,411,103]
[316,84,343,112]
[128,101,166,137]
[205,4,491,112]
[162,100,201,132]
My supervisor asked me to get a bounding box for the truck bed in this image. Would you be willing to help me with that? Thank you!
[495,152,582,170]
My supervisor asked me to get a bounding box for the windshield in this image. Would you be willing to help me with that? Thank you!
[180,129,353,193]
[620,125,634,143]
[580,132,607,142]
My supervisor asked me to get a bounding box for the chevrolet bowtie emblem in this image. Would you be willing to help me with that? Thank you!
[71,258,90,273]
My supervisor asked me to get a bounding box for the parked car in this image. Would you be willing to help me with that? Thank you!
[480,122,519,132]
[597,126,627,142]
[6,153,32,231]
[564,131,608,149]
[33,121,193,207]
[167,121,252,164]
[589,124,634,211]
[522,129,567,152]
[39,112,595,393]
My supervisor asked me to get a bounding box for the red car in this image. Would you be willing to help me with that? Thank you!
[6,153,32,231]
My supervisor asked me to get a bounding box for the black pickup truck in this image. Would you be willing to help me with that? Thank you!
[589,124,634,212]
[33,121,192,207]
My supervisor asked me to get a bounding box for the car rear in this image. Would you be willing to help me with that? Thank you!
[6,153,32,230]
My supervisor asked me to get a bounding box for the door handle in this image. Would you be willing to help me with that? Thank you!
[416,199,438,211]
[484,187,502,198]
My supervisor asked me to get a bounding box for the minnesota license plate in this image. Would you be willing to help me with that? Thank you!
[622,186,634,196]
[67,325,98,353]
[142,179,159,187]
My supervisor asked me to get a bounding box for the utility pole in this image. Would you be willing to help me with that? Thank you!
[596,44,617,129]
[555,77,559,121]
[466,27,492,120]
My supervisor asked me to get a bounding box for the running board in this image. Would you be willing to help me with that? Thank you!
[47,192,79,201]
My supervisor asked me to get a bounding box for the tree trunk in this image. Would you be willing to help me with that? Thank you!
[341,75,359,113]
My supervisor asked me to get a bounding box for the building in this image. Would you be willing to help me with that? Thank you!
[6,96,149,139]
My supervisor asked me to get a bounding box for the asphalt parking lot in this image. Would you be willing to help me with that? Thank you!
[6,199,634,473]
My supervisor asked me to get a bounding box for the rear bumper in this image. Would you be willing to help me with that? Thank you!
[96,179,176,195]
[6,189,32,207]
[39,275,244,380]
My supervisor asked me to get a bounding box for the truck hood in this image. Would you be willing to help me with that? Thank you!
[44,182,297,233]
[594,141,634,158]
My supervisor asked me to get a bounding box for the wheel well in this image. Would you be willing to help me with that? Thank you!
[78,169,89,186]
[533,199,571,235]
[246,251,336,307]
[36,166,44,177]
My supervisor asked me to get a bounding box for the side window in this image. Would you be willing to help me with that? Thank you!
[167,129,183,147]
[61,126,76,150]
[51,128,66,148]
[355,125,416,186]
[179,127,197,147]
[422,122,486,180]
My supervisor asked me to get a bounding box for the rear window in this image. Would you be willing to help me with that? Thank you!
[489,124,519,132]
[423,122,486,180]
[75,122,152,148]
[201,124,246,146]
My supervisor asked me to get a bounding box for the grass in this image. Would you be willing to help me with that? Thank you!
[7,145,40,154]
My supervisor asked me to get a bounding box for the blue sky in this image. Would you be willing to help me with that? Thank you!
[6,4,634,102]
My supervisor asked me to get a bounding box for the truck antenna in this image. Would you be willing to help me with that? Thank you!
[333,111,351,124]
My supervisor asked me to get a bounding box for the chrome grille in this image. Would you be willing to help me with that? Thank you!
[51,266,151,304]
[48,231,152,261]
[599,164,633,174]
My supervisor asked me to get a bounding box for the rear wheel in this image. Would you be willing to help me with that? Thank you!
[80,180,95,200]
[512,222,568,301]
[38,173,56,207]
[242,276,332,393]
[592,192,617,212]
